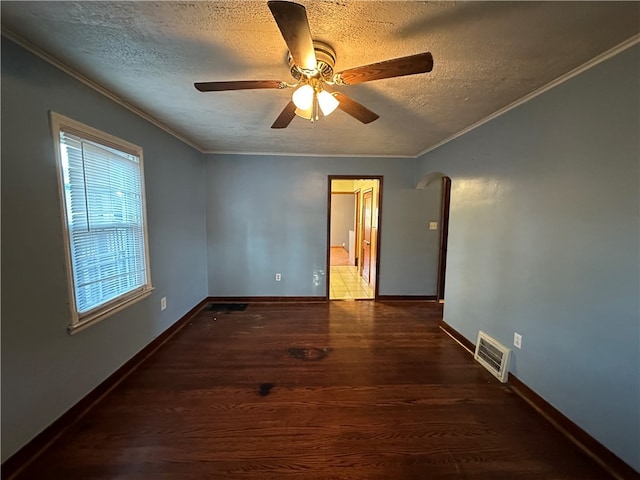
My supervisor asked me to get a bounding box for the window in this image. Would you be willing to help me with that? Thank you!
[51,113,152,334]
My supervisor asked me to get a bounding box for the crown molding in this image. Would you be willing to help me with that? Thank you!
[416,33,640,159]
[202,149,415,159]
[1,28,204,153]
[4,26,637,161]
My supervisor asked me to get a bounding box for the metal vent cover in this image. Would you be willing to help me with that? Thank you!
[474,330,511,383]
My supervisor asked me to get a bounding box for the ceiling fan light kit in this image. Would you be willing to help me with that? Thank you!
[292,84,314,110]
[317,91,339,116]
[193,0,434,128]
[291,77,340,122]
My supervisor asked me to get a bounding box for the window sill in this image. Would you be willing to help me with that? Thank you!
[67,288,154,335]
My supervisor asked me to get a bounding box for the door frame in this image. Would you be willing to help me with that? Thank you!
[360,188,374,282]
[327,175,383,300]
[353,189,361,267]
[436,176,451,302]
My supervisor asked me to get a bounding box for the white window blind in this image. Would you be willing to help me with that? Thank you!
[52,113,152,333]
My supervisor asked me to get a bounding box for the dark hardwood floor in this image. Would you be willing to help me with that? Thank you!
[14,302,611,479]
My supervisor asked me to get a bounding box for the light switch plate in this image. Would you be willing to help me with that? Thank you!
[429,221,438,230]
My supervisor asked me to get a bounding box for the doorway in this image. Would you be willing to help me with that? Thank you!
[327,176,382,300]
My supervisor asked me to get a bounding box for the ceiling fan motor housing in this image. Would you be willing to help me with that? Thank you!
[288,40,336,82]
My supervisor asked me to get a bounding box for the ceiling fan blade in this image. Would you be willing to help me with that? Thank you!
[194,80,284,92]
[267,1,317,72]
[334,93,379,124]
[336,52,433,85]
[271,101,297,129]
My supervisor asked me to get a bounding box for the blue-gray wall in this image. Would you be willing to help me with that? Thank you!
[205,154,441,297]
[1,39,208,461]
[416,45,640,470]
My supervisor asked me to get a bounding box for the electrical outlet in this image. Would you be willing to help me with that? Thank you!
[161,297,167,311]
[275,273,281,281]
[429,221,438,230]
[514,332,522,349]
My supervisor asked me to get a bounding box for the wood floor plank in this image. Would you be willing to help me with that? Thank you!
[13,302,612,479]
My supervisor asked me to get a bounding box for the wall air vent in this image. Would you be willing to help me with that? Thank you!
[474,330,511,383]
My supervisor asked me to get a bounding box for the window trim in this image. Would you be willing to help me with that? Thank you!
[50,112,153,335]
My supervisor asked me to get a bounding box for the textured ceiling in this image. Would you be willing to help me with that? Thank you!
[2,1,639,157]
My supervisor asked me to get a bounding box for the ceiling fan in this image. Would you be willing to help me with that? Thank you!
[194,0,434,128]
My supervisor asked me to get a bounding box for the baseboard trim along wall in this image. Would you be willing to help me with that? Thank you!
[438,319,638,480]
[507,374,639,480]
[1,298,210,480]
[208,296,436,303]
[377,295,437,302]
[438,319,475,353]
[207,296,327,303]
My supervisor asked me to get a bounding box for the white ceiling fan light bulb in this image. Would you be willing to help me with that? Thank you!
[292,84,314,110]
[317,90,339,116]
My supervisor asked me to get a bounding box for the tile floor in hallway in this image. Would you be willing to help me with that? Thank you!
[329,266,374,300]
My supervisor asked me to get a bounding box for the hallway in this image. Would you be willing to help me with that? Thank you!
[329,265,374,300]
[329,247,374,300]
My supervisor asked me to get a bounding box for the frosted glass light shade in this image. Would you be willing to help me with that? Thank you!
[317,90,339,116]
[292,84,314,110]
[295,106,313,120]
